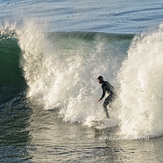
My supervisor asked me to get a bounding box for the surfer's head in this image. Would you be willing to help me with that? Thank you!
[97,76,104,84]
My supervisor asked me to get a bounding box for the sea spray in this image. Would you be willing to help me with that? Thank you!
[117,24,163,138]
[17,21,60,107]
[16,21,127,125]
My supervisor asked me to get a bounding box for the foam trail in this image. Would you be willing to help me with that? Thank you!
[117,24,163,138]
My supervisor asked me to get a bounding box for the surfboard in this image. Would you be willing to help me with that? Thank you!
[91,117,119,129]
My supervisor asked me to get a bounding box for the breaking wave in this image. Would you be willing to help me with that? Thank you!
[1,20,163,138]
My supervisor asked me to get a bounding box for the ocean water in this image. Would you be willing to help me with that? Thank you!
[1,0,163,162]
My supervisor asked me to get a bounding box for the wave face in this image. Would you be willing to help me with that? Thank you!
[1,21,163,138]
[0,23,25,103]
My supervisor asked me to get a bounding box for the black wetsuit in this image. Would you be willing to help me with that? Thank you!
[98,76,115,117]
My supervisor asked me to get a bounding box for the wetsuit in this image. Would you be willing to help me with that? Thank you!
[98,76,115,118]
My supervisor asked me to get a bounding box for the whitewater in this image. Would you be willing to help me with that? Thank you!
[1,20,163,140]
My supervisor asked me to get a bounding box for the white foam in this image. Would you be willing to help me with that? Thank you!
[117,24,163,138]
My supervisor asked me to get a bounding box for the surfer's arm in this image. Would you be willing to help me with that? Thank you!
[99,85,105,101]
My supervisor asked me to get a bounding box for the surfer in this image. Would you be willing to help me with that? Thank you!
[97,76,115,118]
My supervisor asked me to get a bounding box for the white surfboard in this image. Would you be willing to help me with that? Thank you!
[91,117,119,129]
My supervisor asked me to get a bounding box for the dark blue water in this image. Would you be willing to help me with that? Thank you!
[1,0,163,162]
[0,0,163,33]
